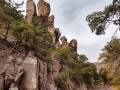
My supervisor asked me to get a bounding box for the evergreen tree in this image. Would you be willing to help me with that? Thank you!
[86,0,120,35]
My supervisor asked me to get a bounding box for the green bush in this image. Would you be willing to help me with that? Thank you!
[54,73,68,90]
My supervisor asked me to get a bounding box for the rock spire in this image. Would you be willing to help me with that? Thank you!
[26,0,37,23]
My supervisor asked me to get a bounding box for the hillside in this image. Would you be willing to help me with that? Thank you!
[0,0,99,90]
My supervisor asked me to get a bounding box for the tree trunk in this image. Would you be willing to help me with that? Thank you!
[4,20,10,41]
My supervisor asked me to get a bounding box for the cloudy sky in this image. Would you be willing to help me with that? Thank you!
[15,0,120,62]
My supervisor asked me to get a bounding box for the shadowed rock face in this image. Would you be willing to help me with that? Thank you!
[37,0,50,17]
[48,15,54,27]
[26,0,37,23]
[48,27,61,48]
[69,39,77,51]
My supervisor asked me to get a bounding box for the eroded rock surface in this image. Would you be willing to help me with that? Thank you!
[37,0,50,17]
[69,39,77,51]
[26,0,37,23]
[48,27,61,48]
[60,36,69,48]
[48,15,55,27]
[21,52,38,90]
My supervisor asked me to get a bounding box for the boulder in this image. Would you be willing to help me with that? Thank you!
[26,0,37,23]
[38,0,50,17]
[69,39,77,51]
[0,75,4,90]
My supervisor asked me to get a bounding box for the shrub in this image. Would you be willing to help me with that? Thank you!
[54,73,68,90]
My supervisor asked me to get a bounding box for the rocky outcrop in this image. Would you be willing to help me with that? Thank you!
[37,0,50,17]
[48,15,54,27]
[48,27,61,48]
[21,53,38,90]
[69,39,77,51]
[60,36,69,49]
[26,0,37,23]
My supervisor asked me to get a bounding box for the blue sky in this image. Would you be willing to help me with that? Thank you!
[15,0,120,62]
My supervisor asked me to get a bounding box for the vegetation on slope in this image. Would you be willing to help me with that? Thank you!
[0,0,99,90]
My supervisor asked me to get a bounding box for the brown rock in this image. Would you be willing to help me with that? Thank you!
[48,15,54,27]
[0,75,4,90]
[48,27,61,48]
[37,0,50,17]
[69,39,77,51]
[55,28,61,49]
[52,59,60,78]
[6,55,14,63]
[26,0,37,23]
[60,36,69,48]
[16,57,23,65]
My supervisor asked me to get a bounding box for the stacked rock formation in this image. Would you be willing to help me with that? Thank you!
[26,0,78,51]
[26,0,37,23]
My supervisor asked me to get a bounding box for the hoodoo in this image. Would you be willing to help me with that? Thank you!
[37,0,50,17]
[26,0,37,23]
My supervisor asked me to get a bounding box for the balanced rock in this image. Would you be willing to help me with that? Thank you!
[69,39,77,51]
[26,0,37,23]
[60,36,69,48]
[38,0,50,17]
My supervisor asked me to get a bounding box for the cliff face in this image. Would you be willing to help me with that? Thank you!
[0,42,87,90]
[0,0,88,90]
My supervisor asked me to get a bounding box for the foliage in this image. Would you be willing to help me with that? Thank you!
[86,1,120,35]
[99,68,109,84]
[0,0,23,40]
[52,48,98,87]
[55,73,68,90]
[99,38,120,85]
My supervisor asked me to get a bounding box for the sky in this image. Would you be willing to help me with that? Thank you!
[15,0,120,62]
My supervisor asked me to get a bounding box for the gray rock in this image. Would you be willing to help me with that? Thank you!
[21,56,38,90]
